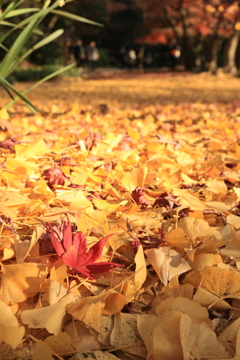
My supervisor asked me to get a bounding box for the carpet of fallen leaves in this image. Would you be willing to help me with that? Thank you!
[1,72,240,360]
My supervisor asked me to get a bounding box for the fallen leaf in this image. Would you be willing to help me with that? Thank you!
[32,340,54,360]
[183,266,240,296]
[47,217,123,278]
[180,313,229,358]
[145,247,191,286]
[21,290,80,335]
[44,332,74,354]
[1,263,46,305]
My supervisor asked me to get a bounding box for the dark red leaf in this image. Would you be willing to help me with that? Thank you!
[47,217,124,279]
[131,187,151,209]
[153,192,179,210]
[42,167,71,188]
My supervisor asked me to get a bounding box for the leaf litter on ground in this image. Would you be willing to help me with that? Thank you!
[0,72,240,359]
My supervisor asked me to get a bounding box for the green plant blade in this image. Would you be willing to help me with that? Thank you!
[0,2,16,21]
[0,76,38,113]
[0,1,26,20]
[0,19,39,76]
[4,63,75,110]
[0,43,9,52]
[51,9,104,27]
[0,1,53,77]
[7,29,64,74]
[0,79,15,100]
[0,21,43,36]
[0,0,63,66]
[25,28,64,52]
[5,9,39,18]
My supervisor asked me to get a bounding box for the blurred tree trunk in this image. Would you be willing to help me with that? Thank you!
[224,30,240,75]
[138,45,145,73]
[46,14,59,35]
[163,3,195,70]
[208,37,223,74]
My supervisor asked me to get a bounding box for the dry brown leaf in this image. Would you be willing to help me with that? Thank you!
[151,284,194,311]
[136,314,161,357]
[165,228,190,251]
[68,351,119,360]
[0,326,25,350]
[0,299,19,327]
[21,290,81,335]
[101,291,125,315]
[172,188,206,211]
[134,245,147,289]
[218,318,240,357]
[15,225,44,263]
[180,313,229,359]
[145,247,191,286]
[32,340,54,360]
[183,266,240,296]
[67,290,125,332]
[64,320,102,352]
[0,299,25,349]
[121,165,148,192]
[193,287,232,310]
[48,280,68,305]
[219,229,240,258]
[0,187,30,207]
[178,217,210,242]
[153,297,210,324]
[1,263,46,305]
[110,313,147,358]
[148,310,183,360]
[44,332,74,354]
[188,253,223,269]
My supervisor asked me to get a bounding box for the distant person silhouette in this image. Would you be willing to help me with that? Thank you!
[169,40,181,70]
[86,41,100,71]
[73,39,86,73]
[64,40,74,66]
[123,48,137,69]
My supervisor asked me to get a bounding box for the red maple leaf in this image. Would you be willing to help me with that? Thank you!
[47,217,123,279]
[131,187,151,209]
[0,136,25,149]
[42,167,71,188]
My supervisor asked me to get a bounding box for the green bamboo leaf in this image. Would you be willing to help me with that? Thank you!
[0,21,43,36]
[4,63,75,110]
[0,2,16,21]
[0,43,9,52]
[0,0,25,21]
[5,9,40,18]
[0,2,55,76]
[0,19,40,76]
[0,0,98,113]
[7,29,64,74]
[0,76,38,113]
[0,79,15,100]
[0,1,58,45]
[27,28,64,51]
[51,9,104,27]
[4,66,74,110]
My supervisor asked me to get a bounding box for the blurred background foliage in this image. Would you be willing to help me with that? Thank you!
[0,0,101,111]
[0,0,240,77]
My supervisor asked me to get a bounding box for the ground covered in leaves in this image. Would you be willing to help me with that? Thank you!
[1,72,240,360]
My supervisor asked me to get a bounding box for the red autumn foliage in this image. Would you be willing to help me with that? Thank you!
[131,187,151,209]
[42,167,71,188]
[47,217,124,279]
[0,137,23,149]
[132,228,168,253]
[153,192,179,210]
